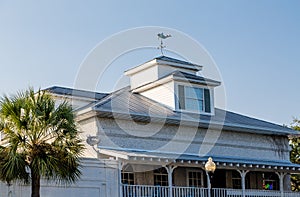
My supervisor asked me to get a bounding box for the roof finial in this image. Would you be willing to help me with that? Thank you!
[157,32,172,55]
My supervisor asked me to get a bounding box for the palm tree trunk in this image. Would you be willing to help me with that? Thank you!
[31,171,40,197]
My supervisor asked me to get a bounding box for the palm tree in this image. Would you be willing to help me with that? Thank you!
[0,88,84,197]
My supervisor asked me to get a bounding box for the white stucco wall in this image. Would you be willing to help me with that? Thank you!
[78,117,100,158]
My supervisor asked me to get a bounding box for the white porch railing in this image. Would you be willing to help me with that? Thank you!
[122,184,169,197]
[173,186,208,197]
[122,185,300,197]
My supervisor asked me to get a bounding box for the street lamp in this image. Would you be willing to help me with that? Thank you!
[205,157,216,197]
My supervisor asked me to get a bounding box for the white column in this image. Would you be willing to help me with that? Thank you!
[164,165,177,197]
[237,170,249,197]
[275,172,286,197]
[118,161,125,197]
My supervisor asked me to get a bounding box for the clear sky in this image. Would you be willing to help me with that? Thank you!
[0,0,299,126]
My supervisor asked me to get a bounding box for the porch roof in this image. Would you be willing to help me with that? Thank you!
[99,147,300,173]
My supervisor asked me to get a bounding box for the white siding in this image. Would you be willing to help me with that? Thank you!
[130,64,198,90]
[157,65,174,78]
[141,81,175,109]
[130,65,158,89]
[0,159,120,197]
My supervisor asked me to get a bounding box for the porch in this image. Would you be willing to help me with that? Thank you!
[122,185,299,197]
[98,148,300,197]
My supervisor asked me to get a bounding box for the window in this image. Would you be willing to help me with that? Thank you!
[185,87,204,111]
[154,168,168,186]
[188,171,203,187]
[122,171,135,185]
[232,171,241,189]
[263,173,279,190]
[178,85,211,113]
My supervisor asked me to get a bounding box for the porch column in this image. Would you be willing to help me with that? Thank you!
[206,171,211,189]
[275,172,286,197]
[237,170,249,197]
[118,161,125,197]
[164,165,177,197]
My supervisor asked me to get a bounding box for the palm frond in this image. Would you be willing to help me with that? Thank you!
[0,87,85,190]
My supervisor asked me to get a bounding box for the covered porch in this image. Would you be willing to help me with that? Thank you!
[98,148,300,197]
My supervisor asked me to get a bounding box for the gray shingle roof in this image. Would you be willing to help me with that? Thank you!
[88,87,297,136]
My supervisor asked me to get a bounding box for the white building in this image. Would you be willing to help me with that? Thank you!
[1,56,300,197]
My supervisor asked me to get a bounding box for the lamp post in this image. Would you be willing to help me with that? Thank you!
[205,157,216,197]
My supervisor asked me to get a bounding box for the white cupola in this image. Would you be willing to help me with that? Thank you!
[124,56,220,115]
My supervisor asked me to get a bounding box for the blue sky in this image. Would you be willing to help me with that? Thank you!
[0,0,299,125]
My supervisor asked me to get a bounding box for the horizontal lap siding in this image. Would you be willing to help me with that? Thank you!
[141,81,175,109]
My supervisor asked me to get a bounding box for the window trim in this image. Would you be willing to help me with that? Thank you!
[186,169,204,188]
[154,168,169,186]
[121,171,135,185]
[232,171,242,189]
[176,83,214,115]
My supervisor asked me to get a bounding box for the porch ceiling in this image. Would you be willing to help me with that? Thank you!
[98,148,300,173]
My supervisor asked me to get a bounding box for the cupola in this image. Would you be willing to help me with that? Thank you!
[124,56,221,115]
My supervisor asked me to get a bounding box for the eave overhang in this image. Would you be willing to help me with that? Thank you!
[125,58,203,77]
[132,73,221,93]
[75,108,296,136]
[98,148,300,173]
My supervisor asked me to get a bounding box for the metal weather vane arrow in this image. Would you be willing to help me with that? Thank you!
[157,32,172,55]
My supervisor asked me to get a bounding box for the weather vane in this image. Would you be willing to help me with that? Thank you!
[157,32,172,55]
